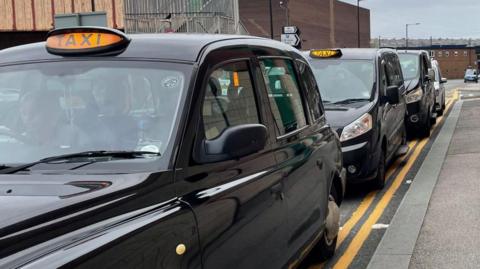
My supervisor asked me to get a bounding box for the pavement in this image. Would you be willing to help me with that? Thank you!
[368,82,480,269]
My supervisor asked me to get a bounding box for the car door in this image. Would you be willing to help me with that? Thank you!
[380,55,398,159]
[258,56,332,263]
[386,53,407,151]
[175,49,288,269]
[423,54,435,111]
[419,54,431,109]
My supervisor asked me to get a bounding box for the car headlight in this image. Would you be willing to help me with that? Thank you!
[405,88,423,104]
[340,113,373,142]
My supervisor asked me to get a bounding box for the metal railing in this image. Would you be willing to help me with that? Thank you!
[124,0,247,35]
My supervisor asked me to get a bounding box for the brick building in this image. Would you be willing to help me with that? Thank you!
[0,0,371,51]
[400,45,478,79]
[0,0,124,49]
[239,0,371,49]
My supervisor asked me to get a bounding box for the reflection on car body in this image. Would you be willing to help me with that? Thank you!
[0,27,345,268]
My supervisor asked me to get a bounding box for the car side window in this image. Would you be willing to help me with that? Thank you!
[296,60,324,121]
[260,58,307,136]
[385,55,402,87]
[202,61,259,140]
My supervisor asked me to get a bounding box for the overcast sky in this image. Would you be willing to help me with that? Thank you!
[339,0,480,39]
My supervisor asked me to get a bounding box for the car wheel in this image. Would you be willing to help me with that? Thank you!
[311,185,339,262]
[419,111,431,138]
[430,107,437,125]
[373,149,386,189]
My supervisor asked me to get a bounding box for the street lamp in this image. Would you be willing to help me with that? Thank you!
[357,0,363,48]
[269,0,274,39]
[280,0,289,26]
[406,23,420,49]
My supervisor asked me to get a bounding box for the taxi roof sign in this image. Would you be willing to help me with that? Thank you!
[310,49,342,58]
[46,27,130,56]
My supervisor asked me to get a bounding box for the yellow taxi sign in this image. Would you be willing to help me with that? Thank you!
[46,27,130,55]
[310,49,342,58]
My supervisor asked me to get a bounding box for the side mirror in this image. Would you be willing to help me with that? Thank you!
[386,85,400,105]
[198,124,267,163]
[440,77,448,84]
[427,68,436,81]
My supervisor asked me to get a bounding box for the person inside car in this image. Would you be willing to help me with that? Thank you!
[18,90,91,150]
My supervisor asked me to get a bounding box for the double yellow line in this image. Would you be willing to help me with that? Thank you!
[329,91,458,269]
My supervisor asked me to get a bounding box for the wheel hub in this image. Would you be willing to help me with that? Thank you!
[325,196,340,242]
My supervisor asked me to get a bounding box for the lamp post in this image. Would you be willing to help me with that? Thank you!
[269,0,274,39]
[357,0,363,48]
[406,23,420,49]
[280,0,289,26]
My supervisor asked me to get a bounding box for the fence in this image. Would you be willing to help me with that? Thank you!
[124,0,247,35]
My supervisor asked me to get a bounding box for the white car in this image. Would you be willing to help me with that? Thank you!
[431,59,447,116]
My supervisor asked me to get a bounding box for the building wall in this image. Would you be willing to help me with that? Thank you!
[239,0,371,49]
[433,48,478,79]
[0,0,124,32]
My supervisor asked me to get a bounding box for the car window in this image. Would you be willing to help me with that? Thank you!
[260,58,307,136]
[385,54,402,86]
[399,54,420,81]
[309,59,375,103]
[296,60,324,121]
[202,61,259,140]
[0,61,191,164]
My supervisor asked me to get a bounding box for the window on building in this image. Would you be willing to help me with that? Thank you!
[202,61,259,140]
[438,51,443,57]
[260,58,307,136]
[430,51,435,58]
[464,51,468,57]
[454,51,459,57]
[445,51,450,57]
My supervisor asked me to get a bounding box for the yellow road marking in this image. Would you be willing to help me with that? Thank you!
[332,138,428,269]
[332,96,457,269]
[307,93,459,269]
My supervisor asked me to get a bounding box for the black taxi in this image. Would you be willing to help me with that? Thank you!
[304,49,408,189]
[0,27,346,268]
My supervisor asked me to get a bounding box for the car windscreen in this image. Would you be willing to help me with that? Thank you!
[465,69,477,76]
[309,59,375,103]
[0,60,192,164]
[399,54,420,81]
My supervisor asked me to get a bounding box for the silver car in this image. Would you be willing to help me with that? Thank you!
[431,59,447,116]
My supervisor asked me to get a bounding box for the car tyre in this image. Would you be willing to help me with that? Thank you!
[311,185,339,262]
[373,149,386,189]
[419,111,431,138]
[438,97,445,116]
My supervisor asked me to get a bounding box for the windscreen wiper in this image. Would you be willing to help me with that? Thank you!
[0,150,160,174]
[333,98,370,105]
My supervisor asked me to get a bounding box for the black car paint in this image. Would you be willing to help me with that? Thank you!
[306,49,407,183]
[0,35,344,268]
[398,51,436,133]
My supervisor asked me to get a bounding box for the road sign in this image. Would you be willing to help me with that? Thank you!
[281,34,300,47]
[283,26,298,34]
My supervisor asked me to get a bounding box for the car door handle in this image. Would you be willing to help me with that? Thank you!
[317,159,324,170]
[270,182,284,201]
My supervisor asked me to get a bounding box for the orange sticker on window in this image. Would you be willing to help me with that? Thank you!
[233,72,240,87]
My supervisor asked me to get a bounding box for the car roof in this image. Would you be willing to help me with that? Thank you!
[0,34,271,65]
[304,48,396,61]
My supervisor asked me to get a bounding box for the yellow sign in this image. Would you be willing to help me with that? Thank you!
[47,32,123,50]
[310,49,342,58]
